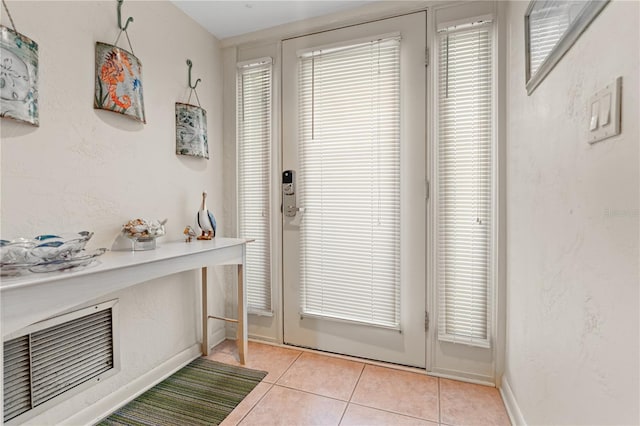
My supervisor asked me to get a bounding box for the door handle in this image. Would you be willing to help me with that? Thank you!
[284,205,305,217]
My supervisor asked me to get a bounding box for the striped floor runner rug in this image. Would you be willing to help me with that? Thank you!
[98,358,267,426]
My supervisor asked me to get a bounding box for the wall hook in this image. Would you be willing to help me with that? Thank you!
[187,59,201,90]
[117,0,134,31]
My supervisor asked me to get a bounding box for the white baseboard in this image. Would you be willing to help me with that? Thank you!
[62,344,201,426]
[209,326,227,352]
[500,376,527,426]
[428,366,495,387]
[427,370,495,387]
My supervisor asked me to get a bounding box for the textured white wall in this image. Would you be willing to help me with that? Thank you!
[504,1,639,424]
[0,1,225,424]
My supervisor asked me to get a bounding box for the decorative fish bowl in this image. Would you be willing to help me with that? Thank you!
[30,232,94,261]
[0,231,105,276]
[0,238,38,264]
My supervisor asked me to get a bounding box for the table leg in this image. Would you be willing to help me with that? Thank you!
[236,264,247,364]
[201,266,209,356]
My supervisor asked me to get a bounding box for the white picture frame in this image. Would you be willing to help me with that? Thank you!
[525,0,609,95]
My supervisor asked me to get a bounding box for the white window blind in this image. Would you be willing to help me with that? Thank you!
[237,58,272,313]
[297,36,401,329]
[528,3,571,76]
[437,25,493,347]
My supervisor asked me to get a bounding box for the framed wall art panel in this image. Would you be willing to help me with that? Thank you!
[94,42,146,123]
[0,25,39,126]
[525,0,610,94]
[175,102,209,159]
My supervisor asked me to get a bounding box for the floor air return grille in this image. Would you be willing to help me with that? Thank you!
[3,301,118,424]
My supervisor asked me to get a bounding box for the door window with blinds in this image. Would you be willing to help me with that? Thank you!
[436,23,494,347]
[297,36,401,328]
[237,58,272,313]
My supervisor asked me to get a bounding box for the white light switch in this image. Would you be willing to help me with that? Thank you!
[588,77,621,144]
[599,93,611,126]
[590,101,599,131]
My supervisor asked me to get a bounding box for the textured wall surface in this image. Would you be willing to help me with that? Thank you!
[504,1,639,424]
[0,1,224,423]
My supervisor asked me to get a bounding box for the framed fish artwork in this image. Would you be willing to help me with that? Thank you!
[94,42,145,123]
[0,25,39,126]
[175,102,209,159]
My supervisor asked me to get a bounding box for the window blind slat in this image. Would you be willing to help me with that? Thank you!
[298,38,401,329]
[437,26,493,348]
[237,61,272,313]
[528,3,571,75]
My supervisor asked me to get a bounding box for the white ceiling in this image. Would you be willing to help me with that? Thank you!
[171,1,375,40]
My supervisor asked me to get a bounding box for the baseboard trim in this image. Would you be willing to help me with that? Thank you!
[500,376,527,426]
[209,327,227,352]
[427,364,495,386]
[62,344,201,426]
[427,370,495,387]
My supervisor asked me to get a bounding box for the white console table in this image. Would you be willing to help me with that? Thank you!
[0,238,250,364]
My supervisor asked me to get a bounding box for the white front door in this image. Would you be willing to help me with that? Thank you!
[282,12,427,367]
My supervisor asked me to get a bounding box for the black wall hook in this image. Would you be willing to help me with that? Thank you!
[187,59,202,90]
[117,0,134,31]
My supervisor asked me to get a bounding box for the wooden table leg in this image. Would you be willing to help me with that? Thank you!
[236,263,247,364]
[201,266,209,356]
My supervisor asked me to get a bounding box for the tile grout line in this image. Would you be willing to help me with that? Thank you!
[271,383,353,404]
[232,382,274,426]
[271,350,303,384]
[337,362,366,425]
[218,343,440,426]
[347,401,439,424]
[264,345,439,424]
[251,338,432,376]
[438,377,442,424]
[212,343,303,425]
[264,382,441,424]
[346,363,366,403]
[216,341,508,426]
[345,363,440,424]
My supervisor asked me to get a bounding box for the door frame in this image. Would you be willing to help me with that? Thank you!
[224,1,504,385]
[425,1,506,386]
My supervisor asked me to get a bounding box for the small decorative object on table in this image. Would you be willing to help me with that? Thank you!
[122,218,167,250]
[196,191,216,240]
[0,231,106,276]
[30,231,94,261]
[183,225,197,243]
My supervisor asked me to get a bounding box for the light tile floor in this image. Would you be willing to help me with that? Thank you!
[209,340,511,426]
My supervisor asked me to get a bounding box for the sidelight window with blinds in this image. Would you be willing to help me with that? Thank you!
[237,58,272,313]
[297,36,401,329]
[436,22,494,347]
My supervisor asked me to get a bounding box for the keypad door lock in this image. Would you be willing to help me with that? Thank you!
[283,170,302,217]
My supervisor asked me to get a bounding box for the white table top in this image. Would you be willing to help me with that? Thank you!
[1,238,248,291]
[1,238,250,337]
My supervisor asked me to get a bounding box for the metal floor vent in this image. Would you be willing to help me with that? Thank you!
[3,301,118,424]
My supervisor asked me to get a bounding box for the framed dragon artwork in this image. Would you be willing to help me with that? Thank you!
[94,42,146,123]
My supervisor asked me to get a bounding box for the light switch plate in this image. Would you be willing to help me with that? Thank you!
[588,77,621,144]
